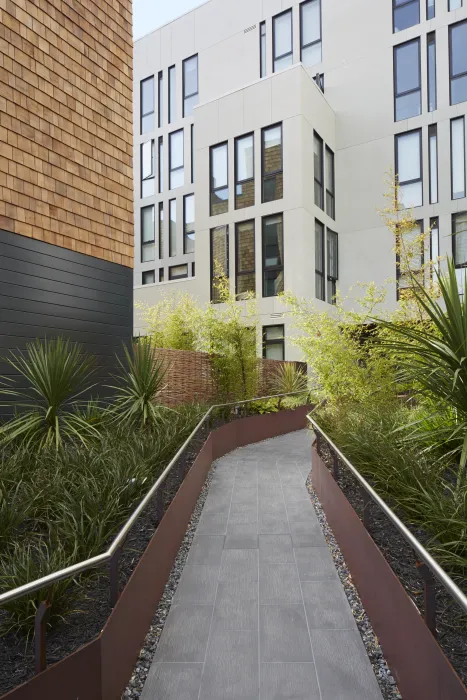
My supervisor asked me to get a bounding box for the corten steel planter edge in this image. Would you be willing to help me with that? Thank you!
[0,407,310,700]
[312,445,467,700]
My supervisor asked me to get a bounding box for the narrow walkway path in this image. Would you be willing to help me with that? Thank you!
[140,430,383,700]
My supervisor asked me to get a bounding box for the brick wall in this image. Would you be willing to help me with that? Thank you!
[0,0,134,267]
[156,347,306,407]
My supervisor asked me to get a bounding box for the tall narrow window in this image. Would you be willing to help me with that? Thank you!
[394,39,421,121]
[327,229,338,305]
[426,0,435,18]
[273,10,293,73]
[141,76,154,134]
[168,65,176,123]
[236,220,255,299]
[211,225,229,302]
[191,124,194,184]
[449,0,463,9]
[260,21,266,77]
[300,0,322,66]
[430,217,439,274]
[325,146,335,219]
[453,212,467,292]
[141,205,155,262]
[141,140,155,198]
[158,71,163,128]
[263,325,285,360]
[451,117,466,200]
[158,136,163,193]
[169,129,184,190]
[262,124,283,203]
[314,132,324,209]
[427,33,437,112]
[397,221,424,298]
[210,142,228,215]
[450,21,467,106]
[393,0,420,32]
[428,124,438,205]
[395,129,423,208]
[235,133,254,209]
[184,194,195,254]
[315,220,325,301]
[183,55,198,117]
[262,214,284,297]
[158,202,164,259]
[169,199,177,257]
[159,268,165,283]
[142,270,155,285]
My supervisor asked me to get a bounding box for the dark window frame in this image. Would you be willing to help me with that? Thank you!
[427,31,437,112]
[168,64,176,124]
[453,212,467,269]
[426,0,435,18]
[140,139,155,199]
[158,201,164,260]
[314,131,324,210]
[449,20,467,106]
[158,71,163,128]
[210,225,230,303]
[394,128,423,206]
[182,54,199,118]
[158,136,163,193]
[326,228,338,305]
[392,0,420,33]
[210,141,229,216]
[272,8,293,73]
[140,75,155,134]
[262,213,284,298]
[393,38,422,122]
[262,324,285,360]
[451,115,466,200]
[183,193,195,255]
[300,0,322,63]
[325,145,335,219]
[142,270,155,285]
[235,132,255,210]
[428,123,438,205]
[396,219,424,299]
[315,219,325,301]
[159,267,165,283]
[235,219,256,298]
[141,204,155,263]
[261,122,283,204]
[260,21,266,78]
[169,128,184,191]
[169,264,189,281]
[169,198,177,258]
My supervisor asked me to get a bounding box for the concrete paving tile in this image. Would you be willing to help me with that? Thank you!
[225,523,259,549]
[200,628,259,699]
[259,563,302,605]
[196,511,229,535]
[154,605,213,662]
[285,500,318,522]
[228,502,258,524]
[212,580,258,631]
[187,535,225,565]
[294,547,337,581]
[173,564,220,604]
[281,486,310,503]
[289,520,325,548]
[302,580,355,629]
[231,486,258,504]
[219,549,259,583]
[260,662,320,700]
[258,534,294,563]
[258,512,290,534]
[260,604,313,662]
[140,663,203,700]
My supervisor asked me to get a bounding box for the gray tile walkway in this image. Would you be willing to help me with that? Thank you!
[141,429,383,700]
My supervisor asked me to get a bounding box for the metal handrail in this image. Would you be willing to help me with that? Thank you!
[0,391,307,607]
[307,414,467,616]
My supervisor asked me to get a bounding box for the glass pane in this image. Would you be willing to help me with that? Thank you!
[169,200,176,257]
[169,66,176,123]
[395,41,420,95]
[263,126,282,174]
[452,118,466,199]
[263,215,283,267]
[301,42,322,66]
[400,181,423,208]
[327,231,338,278]
[141,77,154,115]
[327,278,337,304]
[142,140,153,179]
[450,0,463,10]
[429,131,438,204]
[184,94,198,117]
[427,0,435,18]
[212,144,228,188]
[170,131,184,169]
[159,204,164,259]
[159,138,164,193]
[302,0,321,46]
[263,173,283,203]
[170,168,184,190]
[314,181,323,208]
[184,232,195,254]
[184,194,195,232]
[451,22,467,77]
[325,149,334,193]
[264,269,284,297]
[431,223,439,263]
[184,55,198,97]
[274,54,293,72]
[265,325,284,340]
[260,25,266,77]
[454,213,467,266]
[314,135,323,183]
[315,222,324,273]
[315,273,325,300]
[326,192,335,218]
[141,113,154,133]
[211,226,228,301]
[402,223,423,269]
[169,264,188,280]
[142,178,155,198]
[274,11,292,58]
[237,221,255,273]
[211,188,229,216]
[265,342,284,361]
[396,91,421,121]
[158,73,163,128]
[236,135,254,181]
[142,270,155,285]
[141,205,154,242]
[452,75,467,106]
[236,180,255,209]
[141,243,155,262]
[427,36,437,112]
[394,2,420,32]
[397,131,420,182]
[237,273,256,299]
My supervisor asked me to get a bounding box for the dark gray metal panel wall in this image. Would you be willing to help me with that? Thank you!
[0,229,133,409]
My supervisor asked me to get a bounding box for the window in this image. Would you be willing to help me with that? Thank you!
[141,205,155,262]
[236,220,255,299]
[262,214,284,297]
[393,0,420,32]
[314,73,324,92]
[325,147,335,219]
[430,217,439,274]
[449,0,463,9]
[273,9,293,73]
[168,65,176,123]
[158,71,163,128]
[211,225,229,303]
[395,129,423,208]
[141,76,154,134]
[158,137,163,193]
[453,213,467,291]
[314,132,324,209]
[394,39,421,121]
[141,140,155,198]
[184,194,195,254]
[427,33,437,112]
[210,142,229,216]
[397,221,424,298]
[450,21,467,106]
[183,55,198,117]
[191,262,195,277]
[429,124,438,205]
[142,270,155,285]
[158,202,164,259]
[315,219,325,301]
[159,268,165,283]
[169,129,184,190]
[191,124,194,184]
[260,21,266,77]
[262,124,283,203]
[300,0,322,66]
[169,264,188,280]
[451,117,466,200]
[235,133,254,209]
[169,199,177,257]
[426,0,435,18]
[263,325,285,361]
[327,229,338,304]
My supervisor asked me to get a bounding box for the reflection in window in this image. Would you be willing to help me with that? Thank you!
[169,129,184,190]
[315,219,325,301]
[327,229,338,304]
[314,132,324,209]
[158,202,164,259]
[451,117,466,200]
[142,270,155,285]
[273,10,293,73]
[141,140,155,198]
[236,220,255,299]
[141,76,154,134]
[262,214,284,298]
[300,0,322,66]
[453,213,467,294]
[325,146,335,219]
[428,124,438,205]
[169,199,177,257]
[210,143,229,215]
[141,205,155,262]
[211,225,229,303]
[426,0,435,18]
[260,22,266,78]
[169,264,188,280]
[395,130,422,208]
[394,39,421,121]
[449,0,463,10]
[184,194,195,254]
[427,33,437,112]
[393,0,420,33]
[158,71,163,128]
[450,21,467,106]
[183,55,198,117]
[263,325,285,360]
[235,134,254,209]
[158,136,163,193]
[168,65,176,123]
[262,124,283,203]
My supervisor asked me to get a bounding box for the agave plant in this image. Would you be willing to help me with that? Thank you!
[108,340,170,428]
[0,338,99,451]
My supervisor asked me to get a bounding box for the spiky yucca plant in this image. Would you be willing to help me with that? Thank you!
[271,362,308,395]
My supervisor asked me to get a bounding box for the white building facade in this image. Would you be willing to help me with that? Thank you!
[133,0,467,360]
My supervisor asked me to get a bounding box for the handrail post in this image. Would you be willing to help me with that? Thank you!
[110,546,122,607]
[417,560,437,637]
[34,600,51,674]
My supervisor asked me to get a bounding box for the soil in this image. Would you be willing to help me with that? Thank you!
[317,441,467,689]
